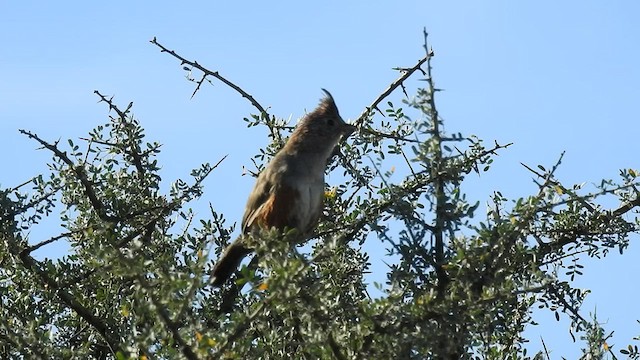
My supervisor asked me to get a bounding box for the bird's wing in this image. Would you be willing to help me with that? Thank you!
[241,172,272,233]
[243,182,301,232]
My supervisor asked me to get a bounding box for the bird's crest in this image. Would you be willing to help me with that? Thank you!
[310,88,340,119]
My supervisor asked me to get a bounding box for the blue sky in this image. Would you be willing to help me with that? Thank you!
[2,1,639,358]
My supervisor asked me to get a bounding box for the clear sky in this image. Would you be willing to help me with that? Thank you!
[2,1,639,358]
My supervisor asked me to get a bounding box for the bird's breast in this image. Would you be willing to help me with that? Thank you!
[289,176,323,232]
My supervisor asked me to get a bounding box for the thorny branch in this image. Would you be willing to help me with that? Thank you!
[19,129,117,223]
[10,94,230,358]
[150,38,267,115]
[8,29,637,359]
[519,154,640,257]
[149,37,287,145]
[93,90,147,182]
[420,30,449,299]
[354,53,429,127]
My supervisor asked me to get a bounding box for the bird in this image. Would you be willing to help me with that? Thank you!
[210,89,355,287]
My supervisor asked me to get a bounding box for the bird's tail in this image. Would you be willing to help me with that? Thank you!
[211,240,251,287]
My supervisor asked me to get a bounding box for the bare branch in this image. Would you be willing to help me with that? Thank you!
[363,128,421,143]
[421,30,448,299]
[23,231,74,254]
[354,54,429,128]
[610,196,640,218]
[150,37,267,115]
[94,90,134,120]
[9,176,38,192]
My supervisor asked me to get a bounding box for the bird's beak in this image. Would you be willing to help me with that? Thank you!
[342,123,357,137]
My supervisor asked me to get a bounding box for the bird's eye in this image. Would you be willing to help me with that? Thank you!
[327,118,335,126]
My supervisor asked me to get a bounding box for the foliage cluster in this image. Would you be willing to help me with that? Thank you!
[2,33,639,359]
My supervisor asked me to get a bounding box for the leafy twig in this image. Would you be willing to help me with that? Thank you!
[19,129,117,223]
